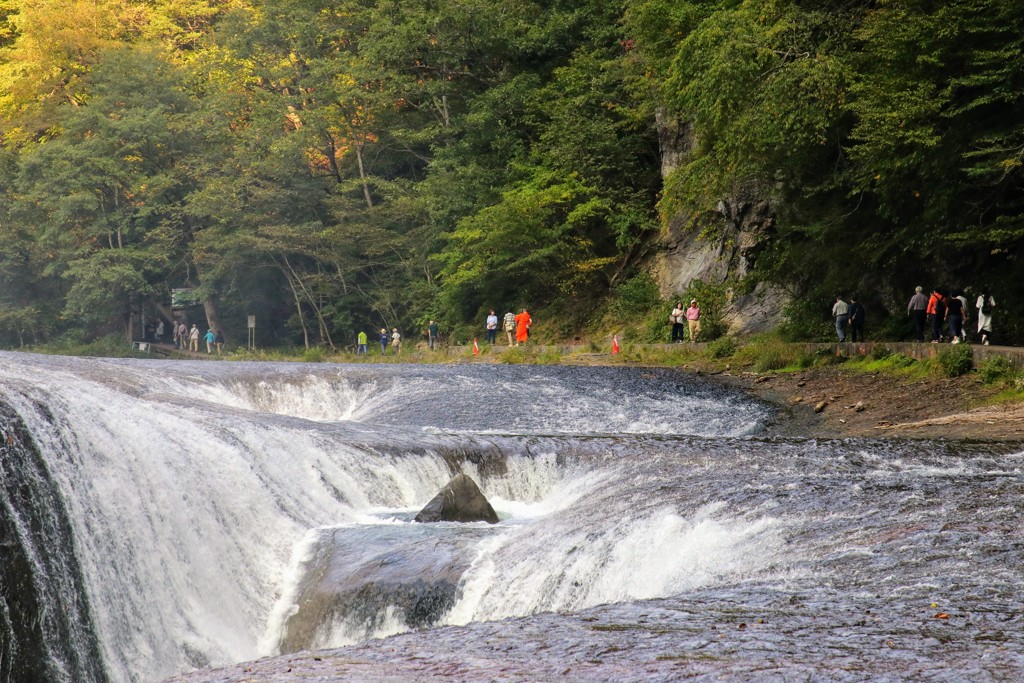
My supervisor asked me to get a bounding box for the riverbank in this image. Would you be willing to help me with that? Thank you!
[716,364,1024,442]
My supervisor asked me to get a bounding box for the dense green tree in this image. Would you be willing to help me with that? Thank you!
[3,0,1024,347]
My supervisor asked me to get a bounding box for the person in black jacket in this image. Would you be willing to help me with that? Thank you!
[848,295,866,342]
[945,292,965,344]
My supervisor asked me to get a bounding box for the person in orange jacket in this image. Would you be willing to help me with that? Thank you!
[514,308,532,346]
[926,288,946,343]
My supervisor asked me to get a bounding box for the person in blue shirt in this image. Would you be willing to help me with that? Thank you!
[379,328,389,355]
[203,328,216,353]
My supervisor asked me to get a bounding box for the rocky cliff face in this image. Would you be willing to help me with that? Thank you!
[652,112,789,334]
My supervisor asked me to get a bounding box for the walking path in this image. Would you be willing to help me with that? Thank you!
[134,337,1024,369]
[440,340,1024,367]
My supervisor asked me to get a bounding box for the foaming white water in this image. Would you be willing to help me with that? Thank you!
[0,353,777,681]
[445,493,786,625]
[194,376,382,423]
[0,356,558,682]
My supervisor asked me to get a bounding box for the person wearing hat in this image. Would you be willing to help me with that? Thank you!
[685,299,701,343]
[907,285,929,342]
[391,327,402,354]
[379,328,389,355]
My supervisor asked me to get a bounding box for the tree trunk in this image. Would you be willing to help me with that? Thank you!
[354,140,374,209]
[282,255,335,349]
[202,297,225,341]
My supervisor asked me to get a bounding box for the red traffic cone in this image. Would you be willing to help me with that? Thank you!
[473,338,479,355]
[612,335,620,354]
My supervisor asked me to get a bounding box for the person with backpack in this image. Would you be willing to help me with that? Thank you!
[976,288,995,345]
[926,288,946,343]
[503,310,516,346]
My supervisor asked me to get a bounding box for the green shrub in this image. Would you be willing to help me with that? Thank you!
[536,349,562,364]
[611,274,663,321]
[936,345,973,377]
[500,347,527,364]
[735,336,813,372]
[679,279,729,342]
[707,336,738,359]
[302,347,326,363]
[637,312,672,343]
[870,345,893,360]
[777,298,833,342]
[889,353,916,369]
[978,356,1014,384]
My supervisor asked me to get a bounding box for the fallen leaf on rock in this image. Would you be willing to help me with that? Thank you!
[814,400,828,413]
[934,613,950,619]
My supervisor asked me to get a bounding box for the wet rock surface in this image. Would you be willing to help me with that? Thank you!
[278,524,493,653]
[414,474,499,524]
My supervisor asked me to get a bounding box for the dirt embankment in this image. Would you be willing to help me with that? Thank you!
[714,366,1024,441]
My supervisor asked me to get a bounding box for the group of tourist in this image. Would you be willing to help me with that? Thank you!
[352,307,536,356]
[170,321,225,354]
[906,286,995,345]
[832,287,996,345]
[476,308,534,347]
[354,328,403,355]
[830,295,867,343]
[668,300,702,343]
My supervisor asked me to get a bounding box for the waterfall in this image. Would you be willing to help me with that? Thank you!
[0,353,773,682]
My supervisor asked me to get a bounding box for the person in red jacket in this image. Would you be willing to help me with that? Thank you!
[514,308,532,346]
[926,288,946,343]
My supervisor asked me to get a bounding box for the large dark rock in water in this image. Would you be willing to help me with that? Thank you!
[278,524,492,652]
[414,473,499,524]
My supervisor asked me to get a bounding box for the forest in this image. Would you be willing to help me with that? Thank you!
[1,0,1023,349]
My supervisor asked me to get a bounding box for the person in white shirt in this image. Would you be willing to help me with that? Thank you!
[485,309,498,345]
[976,289,995,345]
[391,328,402,355]
[670,302,685,343]
[832,296,849,342]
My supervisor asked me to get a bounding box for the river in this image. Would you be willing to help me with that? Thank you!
[0,353,1021,682]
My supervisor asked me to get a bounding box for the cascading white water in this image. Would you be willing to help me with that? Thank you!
[0,354,775,683]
